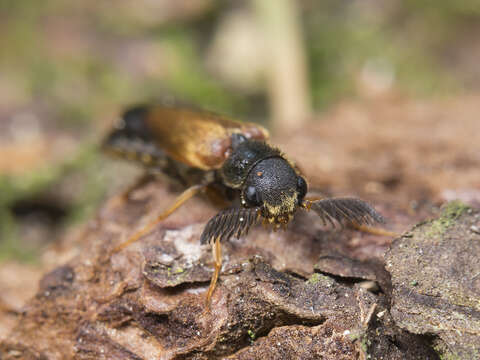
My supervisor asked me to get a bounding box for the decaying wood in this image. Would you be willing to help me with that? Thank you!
[2,97,480,359]
[0,176,439,360]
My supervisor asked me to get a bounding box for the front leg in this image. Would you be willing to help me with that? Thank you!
[113,184,207,253]
[201,207,261,306]
[206,236,222,308]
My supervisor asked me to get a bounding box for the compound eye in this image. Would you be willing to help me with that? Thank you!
[245,186,261,206]
[297,176,307,200]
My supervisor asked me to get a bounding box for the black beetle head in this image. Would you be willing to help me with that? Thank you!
[241,157,307,224]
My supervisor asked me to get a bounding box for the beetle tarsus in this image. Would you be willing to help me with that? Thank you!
[350,223,399,237]
[206,236,222,308]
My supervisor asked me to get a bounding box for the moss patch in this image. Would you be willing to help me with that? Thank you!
[426,201,470,238]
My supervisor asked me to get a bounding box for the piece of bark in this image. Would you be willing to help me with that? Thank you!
[386,201,480,359]
[0,176,439,359]
[313,254,392,296]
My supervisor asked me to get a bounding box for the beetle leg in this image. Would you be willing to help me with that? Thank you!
[301,196,324,210]
[113,184,206,253]
[206,236,222,308]
[106,173,154,210]
[349,223,399,237]
[262,217,269,228]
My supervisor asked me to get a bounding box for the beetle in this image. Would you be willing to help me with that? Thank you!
[103,104,387,306]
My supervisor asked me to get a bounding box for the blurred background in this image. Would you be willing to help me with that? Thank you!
[0,0,479,264]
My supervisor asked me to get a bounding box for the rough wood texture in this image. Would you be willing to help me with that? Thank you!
[386,202,480,359]
[0,175,438,359]
[2,96,480,359]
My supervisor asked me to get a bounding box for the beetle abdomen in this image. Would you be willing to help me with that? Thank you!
[103,106,165,165]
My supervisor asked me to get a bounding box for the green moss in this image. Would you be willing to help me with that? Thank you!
[307,273,321,284]
[426,201,470,238]
[348,332,370,359]
[174,267,185,274]
[306,272,335,287]
[247,329,256,341]
[438,354,462,360]
[441,200,470,219]
[360,338,370,359]
[433,340,479,360]
[433,341,461,360]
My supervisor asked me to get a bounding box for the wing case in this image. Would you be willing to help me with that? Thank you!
[144,106,269,170]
